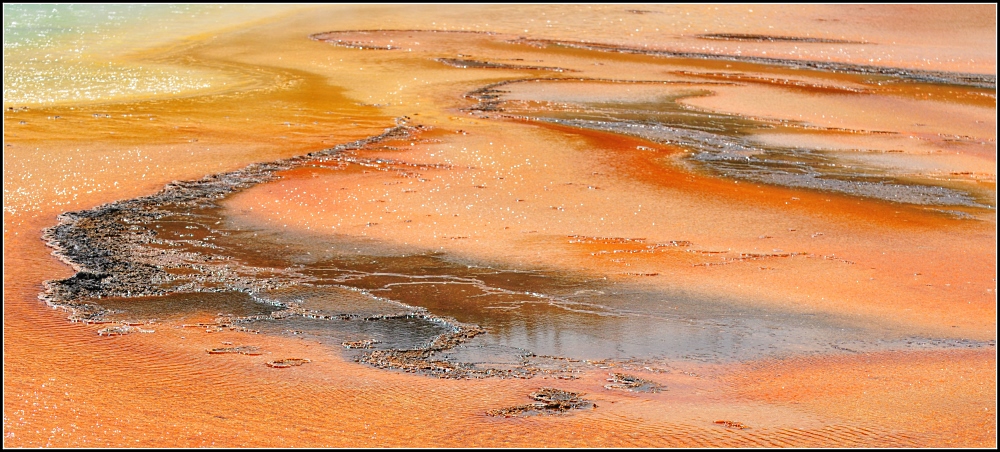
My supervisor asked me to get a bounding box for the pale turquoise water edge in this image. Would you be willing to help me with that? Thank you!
[3,4,290,106]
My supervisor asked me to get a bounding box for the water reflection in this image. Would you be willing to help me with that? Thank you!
[75,199,986,368]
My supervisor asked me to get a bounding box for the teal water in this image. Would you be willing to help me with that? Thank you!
[3,4,292,106]
[4,4,178,50]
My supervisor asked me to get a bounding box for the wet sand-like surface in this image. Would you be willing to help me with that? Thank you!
[4,5,996,447]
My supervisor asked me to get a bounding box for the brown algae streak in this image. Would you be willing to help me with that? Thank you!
[465,79,991,209]
[695,33,869,44]
[506,37,996,89]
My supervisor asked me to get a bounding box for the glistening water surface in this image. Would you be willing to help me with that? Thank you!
[3,4,298,105]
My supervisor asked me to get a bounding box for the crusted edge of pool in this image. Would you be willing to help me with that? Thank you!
[39,124,416,310]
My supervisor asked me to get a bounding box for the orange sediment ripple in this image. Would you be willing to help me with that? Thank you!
[725,349,997,448]
[7,240,987,447]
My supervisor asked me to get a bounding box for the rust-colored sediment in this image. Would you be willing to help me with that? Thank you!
[4,4,996,448]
